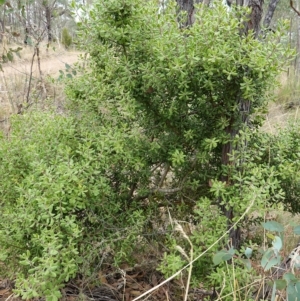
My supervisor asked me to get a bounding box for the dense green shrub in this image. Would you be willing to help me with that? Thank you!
[0,112,149,300]
[65,0,292,290]
[250,121,300,212]
[61,27,72,49]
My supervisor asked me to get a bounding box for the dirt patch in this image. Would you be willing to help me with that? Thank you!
[1,49,81,77]
[0,46,82,132]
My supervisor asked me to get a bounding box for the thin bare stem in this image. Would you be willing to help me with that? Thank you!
[26,46,36,104]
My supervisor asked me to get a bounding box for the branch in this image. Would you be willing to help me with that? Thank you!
[133,186,182,202]
[290,0,300,16]
[157,163,170,188]
[152,187,181,194]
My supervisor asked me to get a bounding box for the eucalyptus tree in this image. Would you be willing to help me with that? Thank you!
[263,0,281,28]
[0,0,73,44]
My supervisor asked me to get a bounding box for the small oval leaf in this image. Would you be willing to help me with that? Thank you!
[261,249,281,271]
[272,236,282,251]
[283,272,297,283]
[275,279,287,290]
[244,247,253,259]
[262,221,284,233]
[213,250,227,266]
[240,258,252,270]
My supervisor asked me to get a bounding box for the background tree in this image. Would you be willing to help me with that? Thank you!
[0,0,75,45]
[263,0,281,28]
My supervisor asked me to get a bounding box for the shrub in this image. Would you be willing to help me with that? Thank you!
[0,112,148,300]
[61,27,72,49]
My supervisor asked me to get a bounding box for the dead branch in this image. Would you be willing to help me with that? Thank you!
[290,0,300,16]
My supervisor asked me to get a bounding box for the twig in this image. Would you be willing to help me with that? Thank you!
[26,46,36,104]
[36,45,47,95]
[290,0,300,16]
[158,163,170,188]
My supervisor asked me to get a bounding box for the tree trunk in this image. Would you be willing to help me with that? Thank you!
[44,2,52,43]
[176,0,204,27]
[221,0,263,250]
[176,0,263,250]
[263,0,280,28]
[295,1,300,76]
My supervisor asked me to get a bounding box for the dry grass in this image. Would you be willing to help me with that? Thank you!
[262,103,299,133]
[262,70,300,133]
[275,211,300,255]
[0,42,81,133]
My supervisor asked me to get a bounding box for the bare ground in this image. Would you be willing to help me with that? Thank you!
[0,46,81,131]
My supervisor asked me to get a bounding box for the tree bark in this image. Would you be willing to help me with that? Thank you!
[45,3,52,43]
[176,0,263,250]
[221,0,263,250]
[263,0,280,28]
[176,0,203,27]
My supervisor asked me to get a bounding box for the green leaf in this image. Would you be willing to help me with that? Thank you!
[240,258,251,270]
[295,280,300,294]
[0,0,5,5]
[262,221,284,233]
[261,249,281,271]
[244,247,252,259]
[283,273,297,283]
[213,248,235,265]
[272,236,282,251]
[0,252,8,261]
[274,279,286,290]
[287,283,297,301]
[213,250,227,266]
[49,249,58,256]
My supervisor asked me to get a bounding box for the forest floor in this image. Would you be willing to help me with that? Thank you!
[0,45,81,132]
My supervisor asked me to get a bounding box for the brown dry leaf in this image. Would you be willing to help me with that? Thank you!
[151,274,158,286]
[130,283,141,290]
[125,292,131,301]
[130,290,142,297]
[98,272,108,284]
[126,272,140,280]
[142,284,152,291]
[0,288,11,296]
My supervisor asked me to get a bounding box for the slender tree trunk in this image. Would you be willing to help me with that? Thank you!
[295,1,300,76]
[221,0,263,250]
[176,0,263,250]
[263,0,280,28]
[176,0,203,27]
[45,3,52,43]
